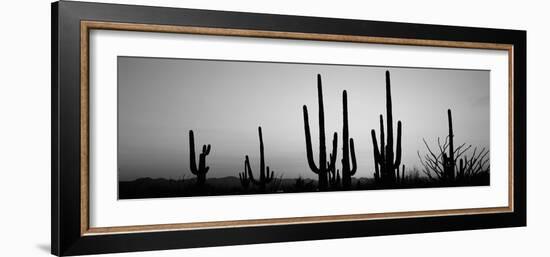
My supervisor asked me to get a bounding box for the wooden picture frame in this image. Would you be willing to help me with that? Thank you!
[52,1,526,256]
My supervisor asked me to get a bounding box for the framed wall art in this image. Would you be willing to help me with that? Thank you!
[51,1,526,256]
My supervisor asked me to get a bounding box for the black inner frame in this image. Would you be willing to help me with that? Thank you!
[51,1,526,256]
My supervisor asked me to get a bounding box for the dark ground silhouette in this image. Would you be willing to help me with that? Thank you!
[118,172,489,199]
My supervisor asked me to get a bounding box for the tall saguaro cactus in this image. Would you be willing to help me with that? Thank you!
[341,90,357,188]
[442,109,456,181]
[303,74,338,191]
[245,126,275,192]
[371,71,402,185]
[189,130,211,186]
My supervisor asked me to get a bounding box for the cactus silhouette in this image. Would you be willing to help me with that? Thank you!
[373,159,380,183]
[396,164,405,184]
[189,130,211,186]
[303,74,338,191]
[238,163,250,190]
[442,109,456,181]
[458,158,465,180]
[328,168,341,189]
[417,109,489,182]
[341,90,358,188]
[328,133,339,189]
[456,148,489,181]
[371,71,402,185]
[245,126,275,192]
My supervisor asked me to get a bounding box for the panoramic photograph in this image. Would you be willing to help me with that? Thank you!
[117,56,490,199]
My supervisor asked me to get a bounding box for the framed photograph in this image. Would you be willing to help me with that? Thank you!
[51,1,526,256]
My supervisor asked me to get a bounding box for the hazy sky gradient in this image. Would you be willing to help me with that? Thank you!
[118,57,489,181]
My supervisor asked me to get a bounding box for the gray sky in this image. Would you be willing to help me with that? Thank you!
[118,56,489,181]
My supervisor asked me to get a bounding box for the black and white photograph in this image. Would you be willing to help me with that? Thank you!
[117,57,491,199]
[0,0,531,256]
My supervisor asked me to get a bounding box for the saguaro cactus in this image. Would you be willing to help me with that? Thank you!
[418,109,486,182]
[328,168,341,189]
[189,130,211,186]
[458,158,465,180]
[373,157,380,183]
[396,164,405,184]
[328,134,340,189]
[442,109,456,181]
[371,71,402,185]
[238,163,250,190]
[341,90,357,188]
[245,126,275,192]
[303,74,338,191]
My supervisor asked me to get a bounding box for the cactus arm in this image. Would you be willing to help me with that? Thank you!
[258,126,265,182]
[342,90,349,172]
[447,109,454,162]
[373,162,380,181]
[327,160,334,182]
[447,109,455,178]
[202,145,211,174]
[326,132,338,186]
[459,158,464,177]
[350,138,357,176]
[341,90,358,184]
[239,169,248,185]
[189,130,198,175]
[303,106,320,174]
[265,166,274,183]
[385,71,393,156]
[371,129,382,181]
[396,165,400,181]
[239,169,250,188]
[379,115,385,161]
[243,161,249,182]
[245,155,257,183]
[328,160,335,185]
[327,133,338,188]
[371,130,381,165]
[327,133,337,186]
[328,132,338,171]
[385,71,394,168]
[394,121,402,168]
[198,154,207,175]
[317,74,327,175]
